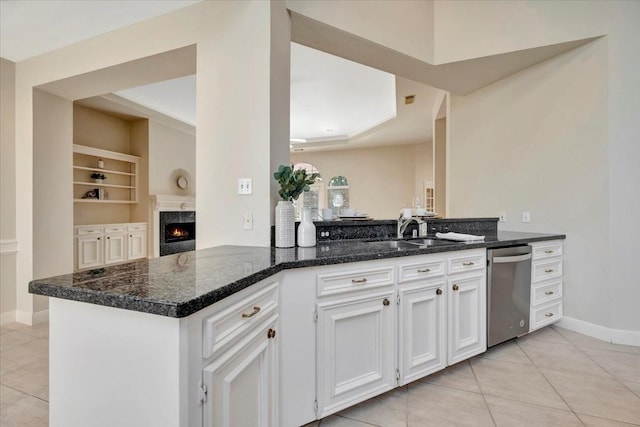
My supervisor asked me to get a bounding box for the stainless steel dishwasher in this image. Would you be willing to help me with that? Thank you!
[487,245,532,347]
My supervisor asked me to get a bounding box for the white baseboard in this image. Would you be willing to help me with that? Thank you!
[557,316,640,347]
[15,309,49,326]
[0,310,17,326]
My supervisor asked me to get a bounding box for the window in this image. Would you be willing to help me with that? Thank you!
[293,163,324,220]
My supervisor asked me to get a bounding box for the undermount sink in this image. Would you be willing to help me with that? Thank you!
[368,238,451,250]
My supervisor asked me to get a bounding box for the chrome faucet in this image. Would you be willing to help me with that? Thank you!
[397,214,425,239]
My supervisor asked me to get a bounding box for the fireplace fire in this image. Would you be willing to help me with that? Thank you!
[159,211,196,256]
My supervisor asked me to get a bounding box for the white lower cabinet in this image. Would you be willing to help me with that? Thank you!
[316,290,396,417]
[398,281,446,385]
[447,273,486,364]
[77,235,104,269]
[75,223,147,270]
[529,240,564,331]
[202,315,278,427]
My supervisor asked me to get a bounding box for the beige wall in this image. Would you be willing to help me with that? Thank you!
[73,104,133,225]
[1,58,17,323]
[607,1,640,332]
[129,120,149,224]
[433,0,608,64]
[434,117,446,216]
[291,143,431,219]
[287,0,434,64]
[32,90,74,314]
[448,39,611,327]
[148,120,195,197]
[414,141,433,206]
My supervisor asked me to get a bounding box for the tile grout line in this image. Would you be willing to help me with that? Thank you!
[514,337,587,426]
[467,359,498,427]
[0,382,50,404]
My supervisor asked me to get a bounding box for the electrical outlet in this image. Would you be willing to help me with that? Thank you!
[499,211,507,222]
[238,178,252,195]
[243,213,253,230]
[522,211,531,223]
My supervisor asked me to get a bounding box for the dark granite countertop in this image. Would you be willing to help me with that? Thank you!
[29,231,565,318]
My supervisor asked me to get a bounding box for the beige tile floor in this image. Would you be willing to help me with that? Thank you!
[0,322,638,426]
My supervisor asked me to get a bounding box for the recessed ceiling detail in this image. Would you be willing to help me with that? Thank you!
[290,42,397,144]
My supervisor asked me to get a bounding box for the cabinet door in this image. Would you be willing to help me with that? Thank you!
[203,316,278,427]
[127,231,147,260]
[317,290,396,418]
[77,235,103,270]
[448,274,486,364]
[104,233,126,265]
[398,281,446,385]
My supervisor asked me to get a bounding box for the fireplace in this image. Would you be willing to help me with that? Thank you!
[159,211,196,256]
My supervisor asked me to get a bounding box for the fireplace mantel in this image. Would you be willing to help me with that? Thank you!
[149,195,196,258]
[150,195,195,212]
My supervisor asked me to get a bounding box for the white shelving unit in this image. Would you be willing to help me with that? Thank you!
[73,144,140,204]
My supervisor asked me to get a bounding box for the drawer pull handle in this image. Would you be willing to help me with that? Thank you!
[436,288,442,295]
[242,306,261,318]
[544,250,554,254]
[463,262,474,266]
[417,268,431,273]
[544,291,555,295]
[545,313,554,317]
[352,278,368,284]
[452,284,459,291]
[545,269,554,273]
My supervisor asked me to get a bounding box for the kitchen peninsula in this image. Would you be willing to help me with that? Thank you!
[30,222,565,427]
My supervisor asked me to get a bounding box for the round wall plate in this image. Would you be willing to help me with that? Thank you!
[177,175,188,189]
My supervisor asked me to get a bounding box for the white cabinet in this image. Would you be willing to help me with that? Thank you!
[202,315,278,427]
[77,234,104,270]
[200,279,280,427]
[447,273,486,364]
[529,240,564,331]
[316,290,396,418]
[104,225,127,265]
[398,281,446,385]
[397,256,447,385]
[75,223,147,270]
[127,226,147,261]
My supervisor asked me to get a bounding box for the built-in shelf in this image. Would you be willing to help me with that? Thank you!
[73,144,140,204]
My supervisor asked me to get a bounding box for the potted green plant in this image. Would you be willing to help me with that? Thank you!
[90,172,107,184]
[273,165,319,248]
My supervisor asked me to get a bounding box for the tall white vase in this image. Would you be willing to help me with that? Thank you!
[275,201,295,248]
[297,207,316,247]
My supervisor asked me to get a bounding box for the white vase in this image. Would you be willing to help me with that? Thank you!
[275,201,295,248]
[297,207,316,247]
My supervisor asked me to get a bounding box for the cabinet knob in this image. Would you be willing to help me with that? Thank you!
[267,328,276,339]
[383,298,390,306]
[107,236,110,239]
[436,288,442,295]
[97,237,100,240]
[452,284,459,291]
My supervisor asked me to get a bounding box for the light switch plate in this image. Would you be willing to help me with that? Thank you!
[522,211,531,223]
[238,178,252,195]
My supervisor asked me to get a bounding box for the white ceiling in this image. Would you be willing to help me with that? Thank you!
[1,0,438,150]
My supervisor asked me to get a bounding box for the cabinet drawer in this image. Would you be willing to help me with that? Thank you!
[532,259,563,283]
[448,251,486,275]
[104,225,127,233]
[531,241,563,260]
[317,265,394,297]
[127,224,147,231]
[76,226,104,235]
[398,258,445,283]
[202,282,278,359]
[531,300,563,331]
[531,280,562,306]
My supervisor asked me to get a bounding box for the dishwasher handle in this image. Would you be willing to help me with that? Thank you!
[492,253,532,264]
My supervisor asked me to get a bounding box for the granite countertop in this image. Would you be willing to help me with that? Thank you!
[29,231,565,318]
